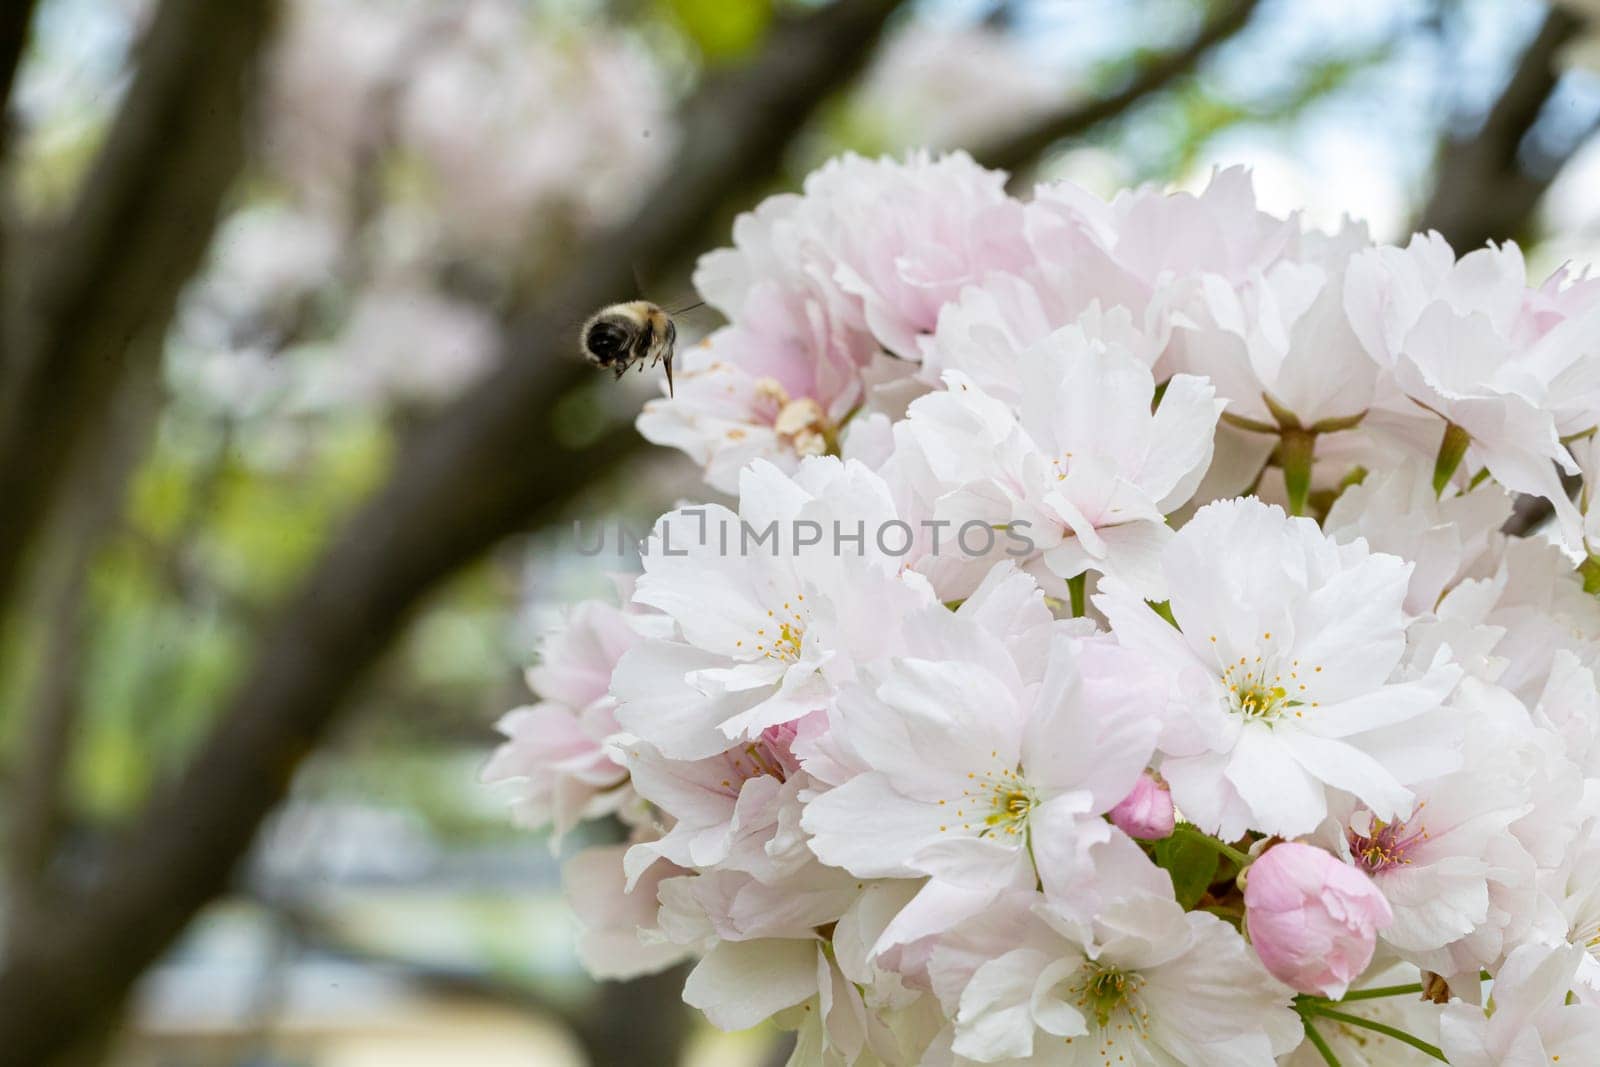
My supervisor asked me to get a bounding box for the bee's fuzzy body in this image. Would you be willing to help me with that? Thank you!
[581,300,679,395]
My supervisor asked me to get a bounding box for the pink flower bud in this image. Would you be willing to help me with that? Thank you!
[1244,842,1393,998]
[1108,771,1175,840]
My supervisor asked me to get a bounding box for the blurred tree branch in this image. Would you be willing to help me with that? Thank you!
[976,0,1262,177]
[1416,5,1588,250]
[0,0,278,618]
[0,0,38,154]
[0,1,906,1061]
[7,348,161,935]
[0,0,42,452]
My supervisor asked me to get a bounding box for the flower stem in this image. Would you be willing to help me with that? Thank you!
[1580,555,1600,596]
[1299,1016,1343,1067]
[1432,422,1471,496]
[1334,983,1424,1002]
[1170,824,1251,868]
[1278,428,1316,516]
[1305,1006,1447,1061]
[1067,574,1087,618]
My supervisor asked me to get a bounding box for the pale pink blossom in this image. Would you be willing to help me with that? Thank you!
[481,599,641,844]
[1025,166,1301,375]
[897,327,1223,599]
[1344,234,1596,549]
[562,844,692,980]
[1243,841,1393,998]
[1323,459,1512,616]
[1108,771,1175,841]
[804,151,1033,360]
[1171,217,1377,429]
[639,191,879,492]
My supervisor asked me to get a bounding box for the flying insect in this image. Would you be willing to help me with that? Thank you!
[581,300,703,397]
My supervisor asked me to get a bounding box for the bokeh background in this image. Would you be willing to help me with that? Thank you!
[2,0,1599,1064]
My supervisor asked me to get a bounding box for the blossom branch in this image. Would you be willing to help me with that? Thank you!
[975,0,1262,176]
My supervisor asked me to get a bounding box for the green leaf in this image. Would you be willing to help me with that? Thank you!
[664,0,772,63]
[1153,832,1221,908]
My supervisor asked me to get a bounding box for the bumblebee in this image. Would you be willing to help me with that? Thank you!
[582,300,697,397]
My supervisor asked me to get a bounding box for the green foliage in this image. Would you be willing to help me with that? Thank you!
[661,0,772,63]
[1153,830,1221,909]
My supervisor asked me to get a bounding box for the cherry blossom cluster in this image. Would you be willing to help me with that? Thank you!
[171,0,674,416]
[486,152,1600,1065]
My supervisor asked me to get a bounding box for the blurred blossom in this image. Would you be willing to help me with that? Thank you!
[852,21,1071,152]
[267,0,672,259]
[184,0,677,422]
[166,343,289,421]
[166,205,337,417]
[400,0,674,260]
[188,204,341,334]
[263,0,422,209]
[332,285,501,408]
